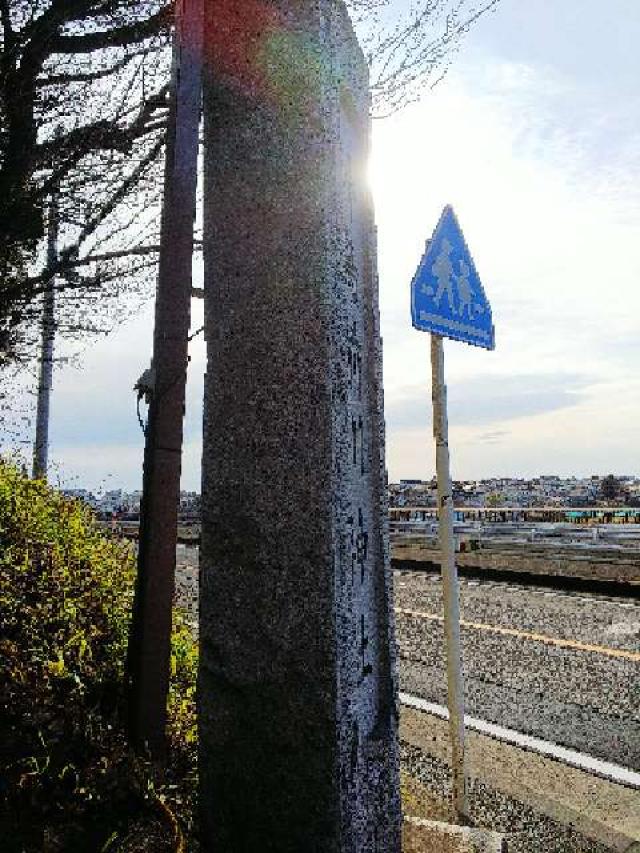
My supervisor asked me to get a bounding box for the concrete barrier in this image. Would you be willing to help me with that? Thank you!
[403,816,506,852]
[391,540,640,586]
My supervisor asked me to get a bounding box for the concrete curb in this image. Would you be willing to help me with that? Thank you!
[404,816,507,852]
[401,707,640,852]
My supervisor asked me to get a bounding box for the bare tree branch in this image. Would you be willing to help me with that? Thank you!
[53,4,171,54]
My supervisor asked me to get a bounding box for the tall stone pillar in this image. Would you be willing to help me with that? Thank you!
[200,2,401,850]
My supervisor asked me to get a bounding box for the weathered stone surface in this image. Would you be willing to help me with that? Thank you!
[199,2,401,850]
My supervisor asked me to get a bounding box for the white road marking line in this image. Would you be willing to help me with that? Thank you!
[399,692,640,790]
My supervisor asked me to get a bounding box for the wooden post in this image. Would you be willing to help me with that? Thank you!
[126,0,203,756]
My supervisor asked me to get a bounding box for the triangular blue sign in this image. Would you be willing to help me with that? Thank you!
[411,206,495,350]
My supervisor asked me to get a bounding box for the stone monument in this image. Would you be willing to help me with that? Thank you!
[200,1,401,849]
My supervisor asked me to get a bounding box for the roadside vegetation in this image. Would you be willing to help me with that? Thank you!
[0,460,197,852]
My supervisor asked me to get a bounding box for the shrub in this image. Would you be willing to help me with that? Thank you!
[0,460,198,851]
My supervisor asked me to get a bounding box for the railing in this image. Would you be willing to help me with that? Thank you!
[389,505,640,525]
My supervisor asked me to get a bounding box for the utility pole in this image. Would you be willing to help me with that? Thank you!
[33,195,59,480]
[126,0,203,756]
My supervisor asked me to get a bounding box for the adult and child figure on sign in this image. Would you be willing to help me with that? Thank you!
[423,237,484,319]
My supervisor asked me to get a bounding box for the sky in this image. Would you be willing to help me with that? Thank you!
[9,0,640,492]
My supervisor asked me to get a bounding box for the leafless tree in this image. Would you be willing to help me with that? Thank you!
[348,0,501,114]
[0,0,500,358]
[0,1,174,368]
[0,0,500,444]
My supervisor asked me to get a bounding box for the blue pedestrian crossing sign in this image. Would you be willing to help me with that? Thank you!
[411,205,495,350]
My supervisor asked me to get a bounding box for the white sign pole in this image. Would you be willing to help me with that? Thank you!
[430,332,468,823]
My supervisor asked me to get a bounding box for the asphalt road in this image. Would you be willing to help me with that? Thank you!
[394,570,640,770]
[175,546,640,769]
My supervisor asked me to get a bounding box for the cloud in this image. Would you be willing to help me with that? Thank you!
[47,436,203,493]
[476,429,509,444]
[448,372,592,426]
[385,372,594,432]
[8,9,640,489]
[371,42,640,480]
[21,301,207,491]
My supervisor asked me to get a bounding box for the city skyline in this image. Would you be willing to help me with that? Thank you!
[63,471,640,503]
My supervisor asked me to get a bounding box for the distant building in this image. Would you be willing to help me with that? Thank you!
[388,473,640,509]
[97,489,124,514]
[61,488,98,509]
[179,491,201,518]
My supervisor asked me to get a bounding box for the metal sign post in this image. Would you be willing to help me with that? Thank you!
[431,331,468,821]
[411,205,495,823]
